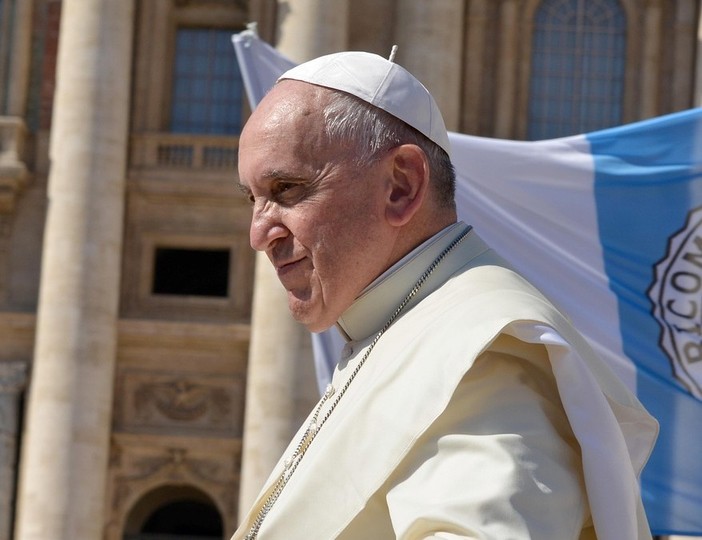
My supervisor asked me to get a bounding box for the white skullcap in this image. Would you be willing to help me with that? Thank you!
[278,51,451,156]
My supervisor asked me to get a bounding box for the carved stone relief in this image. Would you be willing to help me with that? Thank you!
[115,369,245,437]
[104,435,241,540]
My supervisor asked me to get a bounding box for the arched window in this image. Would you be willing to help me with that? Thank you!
[527,0,626,139]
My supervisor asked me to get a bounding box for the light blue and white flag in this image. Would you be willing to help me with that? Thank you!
[232,30,702,535]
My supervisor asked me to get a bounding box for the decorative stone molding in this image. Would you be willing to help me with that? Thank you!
[119,446,236,487]
[0,117,29,213]
[115,369,245,437]
[134,378,231,423]
[104,434,241,540]
[129,133,239,172]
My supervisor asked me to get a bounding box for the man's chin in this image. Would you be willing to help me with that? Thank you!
[287,295,335,333]
[304,320,336,334]
[290,310,334,334]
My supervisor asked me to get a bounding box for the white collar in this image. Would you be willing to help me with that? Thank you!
[336,222,490,342]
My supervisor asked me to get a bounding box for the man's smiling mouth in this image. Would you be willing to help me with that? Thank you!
[275,256,307,278]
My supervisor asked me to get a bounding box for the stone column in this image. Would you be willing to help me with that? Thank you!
[275,0,350,62]
[237,0,349,517]
[0,0,32,217]
[238,257,314,515]
[394,0,465,132]
[670,0,698,111]
[5,0,33,117]
[0,361,27,540]
[13,1,134,539]
[494,0,520,139]
[463,0,489,135]
[640,0,663,118]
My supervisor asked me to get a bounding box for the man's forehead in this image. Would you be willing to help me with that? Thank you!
[240,87,324,162]
[241,84,335,153]
[253,80,329,123]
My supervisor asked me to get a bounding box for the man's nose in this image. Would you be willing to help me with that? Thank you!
[249,204,288,251]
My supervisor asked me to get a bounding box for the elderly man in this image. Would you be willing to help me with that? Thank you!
[233,51,658,540]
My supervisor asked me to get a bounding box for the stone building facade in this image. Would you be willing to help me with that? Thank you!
[0,1,699,539]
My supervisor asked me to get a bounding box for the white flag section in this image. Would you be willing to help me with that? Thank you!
[232,30,702,535]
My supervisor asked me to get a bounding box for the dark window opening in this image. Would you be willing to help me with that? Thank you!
[124,499,223,540]
[143,500,221,537]
[152,247,230,297]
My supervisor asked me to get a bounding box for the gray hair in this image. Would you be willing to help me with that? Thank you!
[321,90,456,210]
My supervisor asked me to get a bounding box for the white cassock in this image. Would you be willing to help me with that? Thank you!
[233,222,658,540]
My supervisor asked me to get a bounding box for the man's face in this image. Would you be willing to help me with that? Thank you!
[238,81,395,332]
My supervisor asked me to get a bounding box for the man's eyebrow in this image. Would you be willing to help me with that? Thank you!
[235,171,307,195]
[260,169,303,182]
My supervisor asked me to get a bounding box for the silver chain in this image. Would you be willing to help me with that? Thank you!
[244,227,470,539]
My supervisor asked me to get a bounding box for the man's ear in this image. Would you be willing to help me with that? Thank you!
[385,144,430,226]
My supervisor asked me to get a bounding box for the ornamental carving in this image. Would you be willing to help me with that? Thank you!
[116,369,244,436]
[106,438,241,537]
[134,379,230,422]
[116,447,238,486]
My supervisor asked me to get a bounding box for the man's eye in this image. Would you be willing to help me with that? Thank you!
[273,182,305,203]
[236,183,255,204]
[276,182,295,193]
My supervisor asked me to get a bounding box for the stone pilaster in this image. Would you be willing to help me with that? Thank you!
[394,0,465,132]
[494,0,520,138]
[641,0,663,118]
[462,0,490,135]
[5,0,34,117]
[275,0,350,62]
[12,1,134,539]
[0,0,33,213]
[0,361,27,540]
[238,256,313,516]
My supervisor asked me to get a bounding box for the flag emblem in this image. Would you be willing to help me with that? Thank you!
[649,206,702,399]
